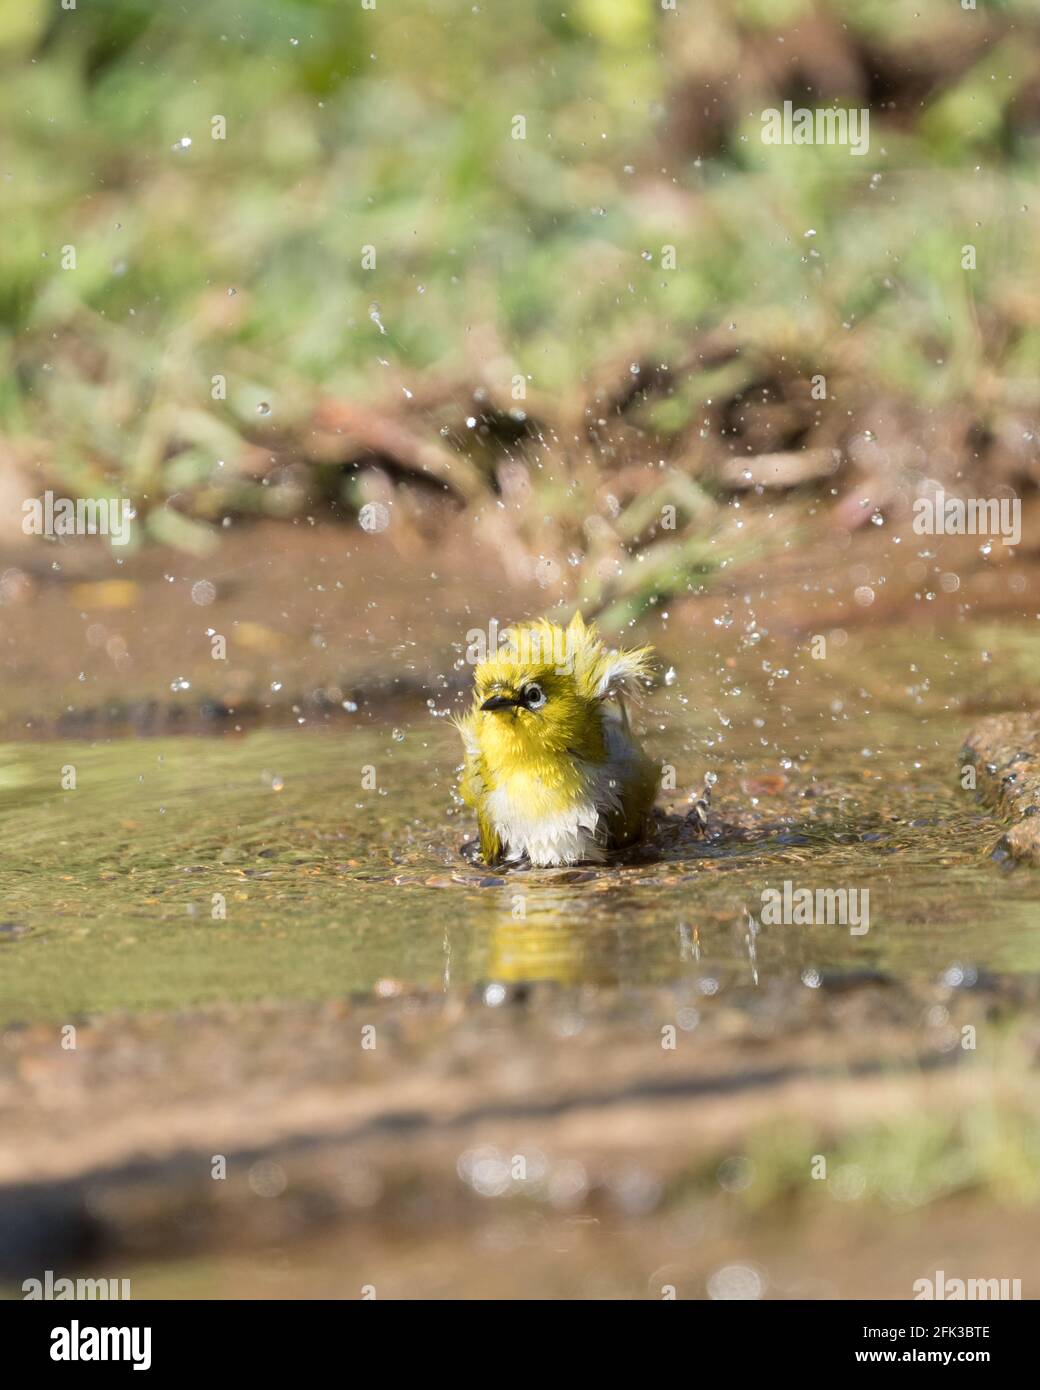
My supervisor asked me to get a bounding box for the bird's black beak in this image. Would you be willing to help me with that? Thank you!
[481,694,519,711]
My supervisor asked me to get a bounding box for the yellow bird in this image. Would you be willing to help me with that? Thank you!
[454,613,659,866]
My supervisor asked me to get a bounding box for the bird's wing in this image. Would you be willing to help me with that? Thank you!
[476,804,503,865]
[455,714,503,864]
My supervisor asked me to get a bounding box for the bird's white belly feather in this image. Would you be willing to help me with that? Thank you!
[485,741,634,866]
[485,784,605,866]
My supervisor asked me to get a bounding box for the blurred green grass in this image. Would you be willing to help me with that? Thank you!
[1,0,1038,606]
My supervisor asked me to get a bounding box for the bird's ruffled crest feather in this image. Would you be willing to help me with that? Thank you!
[469,611,653,704]
[565,611,654,703]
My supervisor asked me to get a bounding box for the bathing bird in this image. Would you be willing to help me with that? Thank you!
[454,613,659,866]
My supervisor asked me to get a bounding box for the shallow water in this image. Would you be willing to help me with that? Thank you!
[3,619,1039,1025]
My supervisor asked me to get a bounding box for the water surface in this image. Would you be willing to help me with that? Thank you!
[3,619,1038,1024]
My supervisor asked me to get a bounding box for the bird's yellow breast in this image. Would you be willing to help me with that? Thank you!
[482,753,590,820]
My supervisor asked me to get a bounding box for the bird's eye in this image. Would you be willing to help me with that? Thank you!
[523,683,546,709]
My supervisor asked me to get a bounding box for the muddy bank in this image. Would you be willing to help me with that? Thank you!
[0,523,526,741]
[2,973,1038,1297]
[2,519,1040,740]
[963,713,1040,865]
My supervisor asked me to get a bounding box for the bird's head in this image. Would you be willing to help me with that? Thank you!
[465,613,653,766]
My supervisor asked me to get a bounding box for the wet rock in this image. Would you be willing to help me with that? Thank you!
[962,713,1040,865]
[741,774,788,796]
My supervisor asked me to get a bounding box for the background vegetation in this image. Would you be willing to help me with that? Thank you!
[1,0,1038,619]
